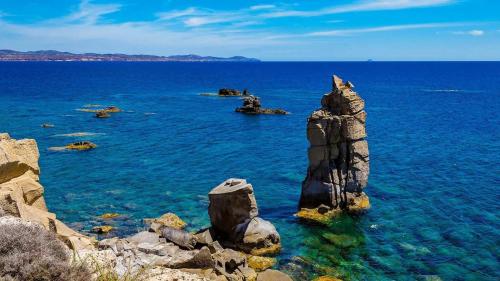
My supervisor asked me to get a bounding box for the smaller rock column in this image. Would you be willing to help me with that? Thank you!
[208,178,281,256]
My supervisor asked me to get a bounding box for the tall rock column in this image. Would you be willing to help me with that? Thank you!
[299,75,370,214]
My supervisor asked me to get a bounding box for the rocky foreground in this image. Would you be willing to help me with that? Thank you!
[0,133,290,281]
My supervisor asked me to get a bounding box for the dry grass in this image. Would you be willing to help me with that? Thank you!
[0,220,92,281]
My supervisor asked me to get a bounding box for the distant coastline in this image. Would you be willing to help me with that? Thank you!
[0,49,260,62]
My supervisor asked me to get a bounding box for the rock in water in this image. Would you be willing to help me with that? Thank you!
[235,95,289,115]
[208,178,281,255]
[65,141,97,151]
[299,75,370,215]
[218,88,242,96]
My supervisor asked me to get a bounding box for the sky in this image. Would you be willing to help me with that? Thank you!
[0,0,499,61]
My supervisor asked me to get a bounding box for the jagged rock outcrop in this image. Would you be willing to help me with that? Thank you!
[235,95,288,115]
[208,179,281,256]
[299,75,370,216]
[219,88,243,96]
[0,133,95,251]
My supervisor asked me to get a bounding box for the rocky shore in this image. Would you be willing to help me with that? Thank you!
[235,95,288,115]
[0,133,291,281]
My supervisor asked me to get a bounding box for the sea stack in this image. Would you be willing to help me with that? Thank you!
[299,75,370,219]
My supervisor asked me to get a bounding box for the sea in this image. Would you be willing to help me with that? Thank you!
[0,61,498,280]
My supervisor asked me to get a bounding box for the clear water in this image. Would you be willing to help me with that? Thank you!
[0,62,498,280]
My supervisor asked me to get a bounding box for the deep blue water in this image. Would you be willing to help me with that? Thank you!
[0,62,499,280]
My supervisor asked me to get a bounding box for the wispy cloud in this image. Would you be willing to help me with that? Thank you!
[61,0,121,24]
[453,29,485,36]
[263,0,455,18]
[250,5,276,11]
[307,22,466,37]
[157,7,198,21]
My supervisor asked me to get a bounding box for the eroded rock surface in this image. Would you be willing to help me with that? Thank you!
[209,179,281,256]
[0,133,95,251]
[299,75,370,215]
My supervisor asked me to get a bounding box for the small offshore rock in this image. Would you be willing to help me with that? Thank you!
[41,123,54,128]
[99,213,121,219]
[218,88,242,96]
[235,95,288,115]
[95,110,110,118]
[91,225,113,234]
[65,141,97,151]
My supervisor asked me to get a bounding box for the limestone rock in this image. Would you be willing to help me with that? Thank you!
[91,225,114,234]
[160,226,197,250]
[95,110,110,118]
[247,255,276,271]
[300,75,370,215]
[0,133,95,251]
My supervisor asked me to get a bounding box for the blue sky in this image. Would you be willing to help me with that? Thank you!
[0,0,498,60]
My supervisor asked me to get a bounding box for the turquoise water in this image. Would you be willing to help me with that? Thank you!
[0,62,498,280]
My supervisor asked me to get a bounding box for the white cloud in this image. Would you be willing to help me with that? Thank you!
[250,5,276,11]
[263,0,455,18]
[453,29,485,36]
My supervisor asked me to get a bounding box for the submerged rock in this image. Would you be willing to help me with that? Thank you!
[41,123,54,128]
[235,95,288,115]
[99,213,121,219]
[208,178,281,256]
[257,269,293,281]
[65,141,97,151]
[218,88,242,96]
[299,75,370,217]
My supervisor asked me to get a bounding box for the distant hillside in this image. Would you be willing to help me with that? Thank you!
[0,50,260,62]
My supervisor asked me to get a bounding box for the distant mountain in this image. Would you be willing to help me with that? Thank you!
[0,50,260,62]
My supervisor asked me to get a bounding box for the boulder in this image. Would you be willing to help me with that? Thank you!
[247,255,276,271]
[160,226,197,250]
[208,179,258,240]
[299,75,370,215]
[95,110,110,118]
[240,218,281,256]
[208,179,281,256]
[91,225,113,234]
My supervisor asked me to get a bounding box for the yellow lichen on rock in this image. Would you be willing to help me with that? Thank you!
[144,212,187,230]
[99,213,121,219]
[347,193,370,214]
[65,141,97,151]
[247,255,276,271]
[91,225,113,234]
[249,243,281,256]
[295,208,339,225]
